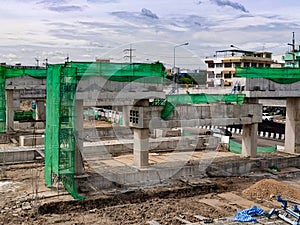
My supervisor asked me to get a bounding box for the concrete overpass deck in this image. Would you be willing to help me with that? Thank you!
[83,146,300,190]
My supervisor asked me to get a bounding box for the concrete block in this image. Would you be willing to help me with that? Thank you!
[19,135,44,146]
[0,134,9,144]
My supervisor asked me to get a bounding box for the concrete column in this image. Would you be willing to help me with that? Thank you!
[75,99,84,175]
[6,90,14,132]
[241,97,259,157]
[122,105,129,126]
[242,123,258,157]
[285,98,300,153]
[133,99,150,167]
[35,100,46,121]
[133,128,149,167]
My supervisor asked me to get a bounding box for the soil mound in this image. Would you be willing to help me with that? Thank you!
[242,179,300,201]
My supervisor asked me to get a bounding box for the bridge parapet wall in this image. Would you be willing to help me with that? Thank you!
[125,103,262,129]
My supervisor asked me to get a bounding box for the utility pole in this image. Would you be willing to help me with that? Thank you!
[123,45,135,63]
[288,32,295,68]
[35,58,39,67]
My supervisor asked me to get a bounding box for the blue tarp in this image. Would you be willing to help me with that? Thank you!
[233,206,265,223]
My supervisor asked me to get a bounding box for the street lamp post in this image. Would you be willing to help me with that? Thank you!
[173,42,189,88]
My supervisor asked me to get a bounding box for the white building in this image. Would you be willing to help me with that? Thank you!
[204,49,273,87]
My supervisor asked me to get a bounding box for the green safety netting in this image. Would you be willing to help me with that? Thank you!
[44,62,165,200]
[160,93,245,119]
[235,67,300,84]
[228,140,276,154]
[0,66,47,133]
[0,62,166,200]
[66,61,165,83]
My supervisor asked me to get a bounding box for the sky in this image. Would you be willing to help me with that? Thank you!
[1,0,300,69]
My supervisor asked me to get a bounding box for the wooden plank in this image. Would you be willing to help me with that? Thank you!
[218,192,270,211]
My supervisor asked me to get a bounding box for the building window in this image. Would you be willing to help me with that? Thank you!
[216,63,223,68]
[208,63,214,68]
[207,71,214,78]
[258,63,264,67]
[252,63,257,67]
[265,64,271,67]
[224,73,232,79]
[216,73,222,78]
[224,63,232,68]
[243,62,250,67]
[266,53,272,58]
[234,62,241,67]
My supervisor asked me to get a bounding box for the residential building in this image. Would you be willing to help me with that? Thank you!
[282,50,300,68]
[204,49,273,87]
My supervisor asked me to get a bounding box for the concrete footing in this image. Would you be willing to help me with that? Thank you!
[0,147,43,164]
[83,151,300,189]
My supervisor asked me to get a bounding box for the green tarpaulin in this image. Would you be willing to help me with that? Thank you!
[160,93,245,119]
[228,140,276,154]
[235,67,300,84]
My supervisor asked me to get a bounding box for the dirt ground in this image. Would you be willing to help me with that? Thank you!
[1,162,300,225]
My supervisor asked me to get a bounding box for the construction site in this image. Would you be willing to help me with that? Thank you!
[0,62,300,225]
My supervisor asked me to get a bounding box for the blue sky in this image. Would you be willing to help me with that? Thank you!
[1,0,300,68]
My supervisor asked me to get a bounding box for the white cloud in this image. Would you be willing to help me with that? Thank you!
[0,0,299,66]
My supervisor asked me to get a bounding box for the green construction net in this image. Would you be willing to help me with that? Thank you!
[228,140,276,154]
[0,66,47,133]
[160,93,245,119]
[66,61,165,82]
[0,62,165,200]
[235,67,300,84]
[44,62,165,200]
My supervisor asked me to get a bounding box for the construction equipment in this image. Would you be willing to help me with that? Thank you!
[266,195,300,225]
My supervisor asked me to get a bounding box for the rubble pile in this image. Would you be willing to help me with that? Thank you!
[242,178,300,201]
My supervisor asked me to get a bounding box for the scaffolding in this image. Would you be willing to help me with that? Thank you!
[0,61,166,200]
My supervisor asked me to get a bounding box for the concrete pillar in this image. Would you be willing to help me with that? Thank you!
[6,90,14,132]
[35,100,46,121]
[242,123,258,157]
[75,100,84,175]
[133,99,149,167]
[134,128,149,167]
[241,97,259,157]
[122,105,129,126]
[285,98,300,153]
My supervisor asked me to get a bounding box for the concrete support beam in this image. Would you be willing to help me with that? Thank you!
[75,100,84,175]
[6,90,14,132]
[241,98,259,157]
[285,98,300,153]
[133,99,150,167]
[122,105,130,126]
[133,128,149,167]
[242,123,258,157]
[35,100,46,121]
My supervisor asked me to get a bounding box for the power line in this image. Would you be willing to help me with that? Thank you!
[123,45,136,63]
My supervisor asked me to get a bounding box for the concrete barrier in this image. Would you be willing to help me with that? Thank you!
[0,149,36,163]
[19,135,44,146]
